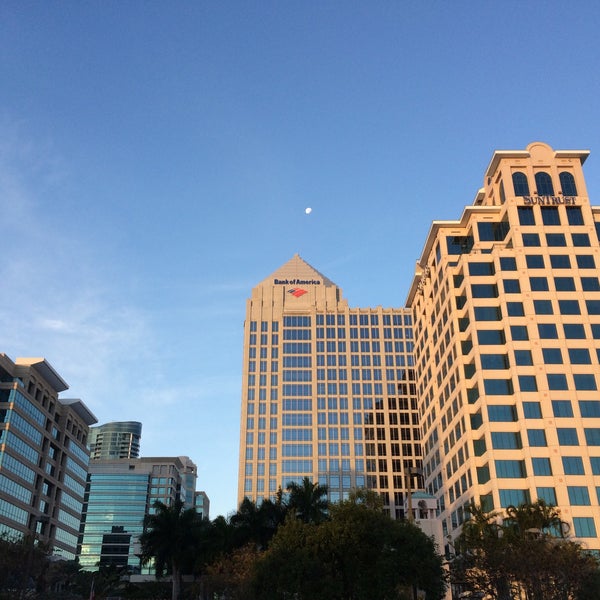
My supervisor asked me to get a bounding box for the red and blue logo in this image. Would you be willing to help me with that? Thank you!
[288,288,308,298]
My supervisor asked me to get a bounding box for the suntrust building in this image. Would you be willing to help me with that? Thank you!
[408,142,600,552]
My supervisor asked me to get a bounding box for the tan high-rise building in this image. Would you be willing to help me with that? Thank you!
[238,255,422,518]
[407,142,600,551]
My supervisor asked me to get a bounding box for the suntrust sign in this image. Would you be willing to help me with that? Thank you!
[274,279,322,285]
[522,196,577,205]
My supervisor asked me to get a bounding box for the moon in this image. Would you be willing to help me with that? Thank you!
[305,207,312,214]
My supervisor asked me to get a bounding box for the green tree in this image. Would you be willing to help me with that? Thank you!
[139,499,203,600]
[451,502,600,600]
[286,477,328,524]
[253,498,446,599]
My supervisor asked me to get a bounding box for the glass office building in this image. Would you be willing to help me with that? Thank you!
[407,142,600,551]
[0,354,97,559]
[237,255,422,518]
[78,455,198,573]
[88,421,142,460]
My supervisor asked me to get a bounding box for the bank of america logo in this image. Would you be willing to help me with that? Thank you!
[288,288,308,298]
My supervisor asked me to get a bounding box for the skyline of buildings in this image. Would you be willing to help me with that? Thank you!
[3,140,600,561]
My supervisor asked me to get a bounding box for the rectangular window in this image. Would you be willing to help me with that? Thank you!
[518,207,535,225]
[527,429,547,447]
[542,348,563,364]
[557,428,579,445]
[564,324,585,339]
[481,354,510,369]
[586,300,600,314]
[537,487,557,505]
[572,233,591,247]
[477,330,506,345]
[471,284,499,298]
[573,517,597,538]
[491,432,522,449]
[522,233,541,246]
[576,255,595,269]
[575,374,597,391]
[495,460,527,478]
[562,456,585,475]
[534,300,553,315]
[550,255,571,269]
[499,489,531,508]
[488,405,517,421]
[484,380,514,396]
[569,348,591,364]
[541,206,561,225]
[546,233,567,247]
[500,257,517,271]
[591,457,600,475]
[526,255,545,269]
[584,429,600,445]
[519,375,537,392]
[566,206,584,225]
[474,307,502,321]
[514,350,533,365]
[507,302,525,317]
[547,374,568,390]
[579,401,600,418]
[468,262,495,276]
[538,324,558,339]
[568,486,591,506]
[510,325,529,341]
[559,300,580,315]
[555,277,576,291]
[523,402,542,419]
[530,277,549,291]
[532,457,552,476]
[503,279,521,293]
[552,400,574,418]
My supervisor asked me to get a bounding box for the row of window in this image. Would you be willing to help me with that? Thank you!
[512,171,578,197]
[517,204,583,226]
[522,232,591,247]
[497,254,596,271]
[485,400,600,421]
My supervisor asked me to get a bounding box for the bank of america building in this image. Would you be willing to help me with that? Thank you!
[238,255,422,518]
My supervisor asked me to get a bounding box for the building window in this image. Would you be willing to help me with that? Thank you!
[510,325,529,341]
[518,206,535,225]
[500,257,517,271]
[542,348,562,364]
[507,302,525,317]
[474,307,502,321]
[538,324,558,339]
[547,374,568,390]
[522,233,541,246]
[541,206,561,226]
[572,233,591,247]
[574,374,597,391]
[512,172,530,196]
[499,489,530,508]
[579,401,600,418]
[569,348,591,364]
[536,487,557,505]
[527,429,547,447]
[468,262,495,276]
[560,172,578,196]
[584,429,600,445]
[523,402,542,419]
[495,460,527,478]
[535,172,554,196]
[555,277,576,291]
[550,254,571,269]
[481,354,510,369]
[477,330,506,345]
[526,255,545,269]
[484,380,514,396]
[546,233,567,246]
[532,457,552,476]
[471,284,499,298]
[529,277,549,291]
[488,404,517,421]
[503,279,521,293]
[552,400,574,418]
[564,324,585,339]
[562,456,585,475]
[582,278,600,292]
[558,300,580,315]
[568,486,591,506]
[519,375,537,392]
[534,300,553,315]
[491,432,522,449]
[576,254,595,269]
[514,350,533,366]
[573,517,597,538]
[557,428,579,446]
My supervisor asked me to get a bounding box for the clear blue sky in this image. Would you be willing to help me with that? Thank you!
[2,2,600,518]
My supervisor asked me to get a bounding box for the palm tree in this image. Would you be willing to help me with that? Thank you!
[286,477,329,524]
[139,499,203,600]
